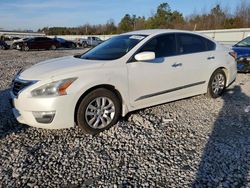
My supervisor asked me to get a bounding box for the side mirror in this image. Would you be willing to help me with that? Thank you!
[134,51,155,61]
[74,53,82,58]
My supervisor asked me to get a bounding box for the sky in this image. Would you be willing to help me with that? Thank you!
[0,0,241,31]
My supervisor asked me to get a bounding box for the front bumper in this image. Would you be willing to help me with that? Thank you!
[237,56,250,73]
[16,45,21,50]
[10,92,75,129]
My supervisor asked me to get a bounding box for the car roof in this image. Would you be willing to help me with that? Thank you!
[124,29,206,36]
[122,29,216,42]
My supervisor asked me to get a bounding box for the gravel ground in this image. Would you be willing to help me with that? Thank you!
[0,49,250,187]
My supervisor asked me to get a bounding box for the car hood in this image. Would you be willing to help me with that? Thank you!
[232,46,250,57]
[19,56,105,80]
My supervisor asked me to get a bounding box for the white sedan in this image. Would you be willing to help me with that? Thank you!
[11,29,237,134]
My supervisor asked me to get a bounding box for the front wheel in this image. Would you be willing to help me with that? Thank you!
[207,69,226,98]
[82,42,88,48]
[76,88,121,135]
[22,45,29,51]
[50,45,56,50]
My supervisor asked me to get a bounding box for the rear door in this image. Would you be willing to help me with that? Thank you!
[174,33,216,92]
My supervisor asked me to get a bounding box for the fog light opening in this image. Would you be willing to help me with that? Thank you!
[32,111,56,124]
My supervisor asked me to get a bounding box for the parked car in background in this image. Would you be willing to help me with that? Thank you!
[16,37,61,51]
[12,37,30,49]
[0,40,10,50]
[232,36,250,72]
[10,29,237,135]
[232,36,250,56]
[77,36,103,48]
[53,37,77,49]
[0,36,12,46]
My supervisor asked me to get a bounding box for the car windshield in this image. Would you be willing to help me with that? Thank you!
[27,38,34,42]
[235,36,250,47]
[80,35,147,60]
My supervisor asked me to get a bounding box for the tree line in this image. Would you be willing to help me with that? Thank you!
[38,1,250,35]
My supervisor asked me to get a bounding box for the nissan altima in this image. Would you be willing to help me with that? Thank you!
[11,29,237,135]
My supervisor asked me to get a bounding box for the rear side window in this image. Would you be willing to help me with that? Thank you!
[177,34,207,54]
[138,34,176,58]
[206,39,216,51]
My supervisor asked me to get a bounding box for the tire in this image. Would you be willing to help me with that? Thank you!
[82,42,88,48]
[207,69,226,98]
[22,45,29,51]
[50,45,56,50]
[76,88,121,135]
[0,45,4,50]
[71,43,76,49]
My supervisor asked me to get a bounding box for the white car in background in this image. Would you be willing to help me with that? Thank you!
[12,37,30,49]
[11,29,237,135]
[77,36,103,48]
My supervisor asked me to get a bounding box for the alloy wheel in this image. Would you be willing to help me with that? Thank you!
[85,97,115,129]
[211,73,225,95]
[24,46,29,51]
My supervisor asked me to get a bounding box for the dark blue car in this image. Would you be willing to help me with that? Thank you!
[232,36,250,72]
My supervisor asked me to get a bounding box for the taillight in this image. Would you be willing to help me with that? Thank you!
[229,51,237,59]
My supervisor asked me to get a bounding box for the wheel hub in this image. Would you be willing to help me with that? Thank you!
[85,97,115,129]
[212,73,225,95]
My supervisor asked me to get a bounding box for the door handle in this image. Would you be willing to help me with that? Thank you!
[172,62,182,67]
[207,56,215,60]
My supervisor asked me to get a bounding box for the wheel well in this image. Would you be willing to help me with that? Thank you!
[218,67,228,83]
[74,84,123,124]
[208,67,228,90]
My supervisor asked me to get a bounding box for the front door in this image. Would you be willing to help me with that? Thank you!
[127,34,184,107]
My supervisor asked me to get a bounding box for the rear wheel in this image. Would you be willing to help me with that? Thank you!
[76,88,121,135]
[207,69,226,98]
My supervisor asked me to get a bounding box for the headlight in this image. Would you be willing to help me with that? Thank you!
[31,78,77,97]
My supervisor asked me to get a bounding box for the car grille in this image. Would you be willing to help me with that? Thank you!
[12,79,35,96]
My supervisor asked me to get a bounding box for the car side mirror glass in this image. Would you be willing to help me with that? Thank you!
[134,51,155,61]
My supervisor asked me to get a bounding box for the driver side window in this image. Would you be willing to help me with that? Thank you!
[138,34,177,58]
